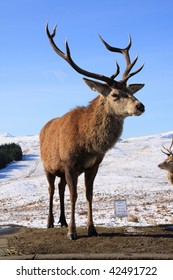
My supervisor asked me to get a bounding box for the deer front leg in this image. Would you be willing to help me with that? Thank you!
[65,167,78,240]
[85,165,99,237]
[46,171,56,228]
[58,177,68,227]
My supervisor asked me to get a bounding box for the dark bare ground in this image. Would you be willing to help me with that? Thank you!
[4,224,173,259]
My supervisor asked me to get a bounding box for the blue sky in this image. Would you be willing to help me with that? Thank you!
[0,0,172,138]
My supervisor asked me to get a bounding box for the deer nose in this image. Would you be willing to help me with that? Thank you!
[136,103,145,113]
[158,163,163,169]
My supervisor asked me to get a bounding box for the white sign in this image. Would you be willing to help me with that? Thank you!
[114,199,128,217]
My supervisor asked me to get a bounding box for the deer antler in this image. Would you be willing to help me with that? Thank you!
[99,35,144,84]
[46,23,144,87]
[161,138,173,156]
[46,23,119,87]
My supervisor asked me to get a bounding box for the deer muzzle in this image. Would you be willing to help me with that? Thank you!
[136,102,145,113]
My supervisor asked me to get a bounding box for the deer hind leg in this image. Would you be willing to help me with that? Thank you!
[58,176,68,227]
[85,165,99,237]
[46,171,56,228]
[65,167,78,240]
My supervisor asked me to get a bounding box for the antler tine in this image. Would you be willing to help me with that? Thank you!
[46,23,66,60]
[99,34,131,62]
[111,61,120,80]
[161,138,173,156]
[123,61,144,83]
[99,34,144,84]
[46,23,118,86]
[161,147,171,156]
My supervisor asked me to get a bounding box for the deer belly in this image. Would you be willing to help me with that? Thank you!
[82,156,97,169]
[80,154,102,170]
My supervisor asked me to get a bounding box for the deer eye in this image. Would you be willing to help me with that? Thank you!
[112,93,118,97]
[112,93,120,100]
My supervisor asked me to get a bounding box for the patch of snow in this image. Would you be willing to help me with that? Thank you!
[161,131,173,139]
[0,132,14,138]
[0,132,173,229]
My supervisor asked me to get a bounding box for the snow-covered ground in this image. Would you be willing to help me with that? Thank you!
[0,131,173,229]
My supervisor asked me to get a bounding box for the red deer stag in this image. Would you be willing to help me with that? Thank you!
[158,138,173,185]
[40,23,145,240]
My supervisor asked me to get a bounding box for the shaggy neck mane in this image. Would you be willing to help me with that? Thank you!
[80,96,124,153]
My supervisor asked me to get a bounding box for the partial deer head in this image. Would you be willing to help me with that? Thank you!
[158,138,173,174]
[46,24,145,118]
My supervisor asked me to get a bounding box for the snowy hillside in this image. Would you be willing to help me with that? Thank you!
[0,131,173,229]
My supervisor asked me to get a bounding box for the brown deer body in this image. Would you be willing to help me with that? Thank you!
[158,138,173,185]
[40,24,145,239]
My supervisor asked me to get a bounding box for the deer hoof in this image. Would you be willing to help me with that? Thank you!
[88,227,98,237]
[61,221,68,228]
[58,218,68,228]
[68,233,78,240]
[47,223,54,228]
[47,215,54,228]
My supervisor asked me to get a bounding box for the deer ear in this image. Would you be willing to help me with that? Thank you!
[83,78,111,96]
[127,84,145,94]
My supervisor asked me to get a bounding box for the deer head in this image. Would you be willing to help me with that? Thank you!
[46,24,145,118]
[158,138,173,174]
